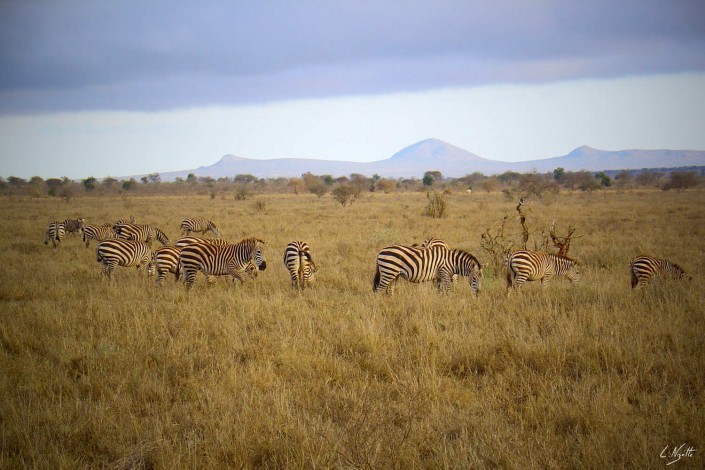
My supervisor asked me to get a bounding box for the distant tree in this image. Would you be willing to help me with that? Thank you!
[147,173,161,184]
[482,178,500,192]
[635,171,663,187]
[7,176,26,188]
[186,173,197,184]
[497,171,521,185]
[349,174,370,193]
[28,176,45,197]
[302,172,328,198]
[331,183,358,206]
[234,174,258,184]
[46,178,63,196]
[376,178,397,193]
[102,177,117,190]
[83,177,97,191]
[519,173,558,199]
[594,171,611,187]
[553,167,565,182]
[288,177,305,194]
[663,171,700,191]
[423,170,442,186]
[122,178,137,191]
[321,175,335,186]
[140,176,149,184]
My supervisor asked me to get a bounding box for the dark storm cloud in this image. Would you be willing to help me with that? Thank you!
[1,0,704,113]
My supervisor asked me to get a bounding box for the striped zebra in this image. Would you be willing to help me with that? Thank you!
[63,218,85,236]
[505,250,580,292]
[180,217,219,237]
[629,256,688,289]
[179,237,267,290]
[151,246,183,286]
[43,221,66,248]
[175,236,266,272]
[83,224,118,248]
[115,223,169,246]
[284,241,318,289]
[96,239,154,280]
[373,244,482,295]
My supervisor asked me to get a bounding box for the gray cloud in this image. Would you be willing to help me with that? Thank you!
[1,0,704,113]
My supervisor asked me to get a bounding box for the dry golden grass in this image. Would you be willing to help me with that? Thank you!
[1,190,703,468]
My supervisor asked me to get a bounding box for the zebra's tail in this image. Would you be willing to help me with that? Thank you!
[373,265,381,292]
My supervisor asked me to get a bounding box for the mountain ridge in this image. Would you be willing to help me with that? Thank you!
[143,139,705,181]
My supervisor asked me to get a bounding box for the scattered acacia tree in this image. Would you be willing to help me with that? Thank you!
[663,171,700,191]
[331,183,359,206]
[83,177,97,191]
[375,178,397,193]
[422,170,442,187]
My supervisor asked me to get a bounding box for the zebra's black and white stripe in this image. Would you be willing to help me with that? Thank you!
[179,237,267,289]
[83,224,118,248]
[284,241,318,289]
[96,239,154,279]
[63,218,85,236]
[373,244,482,295]
[505,250,580,291]
[44,221,66,248]
[176,236,265,271]
[115,223,169,246]
[629,256,688,289]
[180,217,219,237]
[151,246,182,286]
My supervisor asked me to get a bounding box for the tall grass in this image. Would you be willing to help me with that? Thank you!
[0,190,703,468]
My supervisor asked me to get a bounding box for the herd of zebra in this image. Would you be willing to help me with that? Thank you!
[42,217,690,293]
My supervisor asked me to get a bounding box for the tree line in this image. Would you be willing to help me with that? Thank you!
[1,167,701,202]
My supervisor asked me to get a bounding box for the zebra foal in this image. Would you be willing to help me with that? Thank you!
[505,250,580,292]
[180,217,219,237]
[44,221,66,248]
[83,224,118,248]
[284,241,318,289]
[629,256,689,289]
[63,218,85,236]
[96,239,154,280]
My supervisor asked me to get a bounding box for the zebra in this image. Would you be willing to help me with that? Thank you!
[62,218,85,236]
[175,236,265,272]
[629,256,689,289]
[283,241,318,289]
[151,246,183,286]
[96,239,154,280]
[115,223,169,246]
[83,224,118,248]
[179,237,267,290]
[43,221,66,248]
[373,244,482,295]
[505,250,580,292]
[180,217,219,237]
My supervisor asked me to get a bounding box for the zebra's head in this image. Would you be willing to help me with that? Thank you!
[250,238,267,271]
[468,264,483,295]
[207,222,220,237]
[566,260,581,285]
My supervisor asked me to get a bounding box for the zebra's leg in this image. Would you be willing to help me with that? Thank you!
[540,273,554,288]
[183,269,197,290]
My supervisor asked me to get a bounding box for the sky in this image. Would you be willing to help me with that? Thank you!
[1,0,705,179]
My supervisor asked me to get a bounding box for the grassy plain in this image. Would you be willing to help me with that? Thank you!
[1,190,703,468]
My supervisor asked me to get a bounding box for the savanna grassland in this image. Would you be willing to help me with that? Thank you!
[1,190,703,469]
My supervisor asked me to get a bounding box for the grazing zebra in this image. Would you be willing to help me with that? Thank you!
[629,256,688,289]
[179,237,267,289]
[151,246,183,286]
[115,223,169,246]
[176,236,265,272]
[283,241,318,289]
[373,244,482,295]
[62,218,85,236]
[83,224,118,248]
[96,239,154,280]
[180,217,219,237]
[505,250,580,292]
[43,221,66,248]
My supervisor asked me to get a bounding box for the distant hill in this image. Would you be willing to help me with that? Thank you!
[149,139,705,181]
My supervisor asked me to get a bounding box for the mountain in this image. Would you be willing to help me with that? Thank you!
[151,139,705,181]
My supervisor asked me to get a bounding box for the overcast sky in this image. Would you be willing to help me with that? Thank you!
[1,0,704,179]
